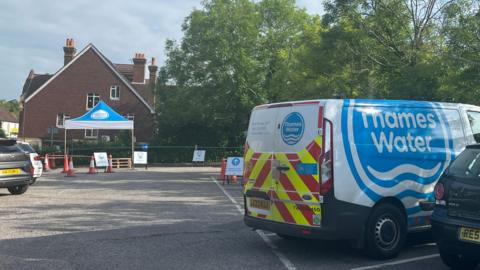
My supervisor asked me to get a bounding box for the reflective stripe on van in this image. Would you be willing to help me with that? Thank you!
[244,135,323,227]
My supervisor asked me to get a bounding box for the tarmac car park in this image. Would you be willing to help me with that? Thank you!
[0,166,472,270]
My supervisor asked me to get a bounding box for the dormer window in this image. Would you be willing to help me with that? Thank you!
[110,85,120,100]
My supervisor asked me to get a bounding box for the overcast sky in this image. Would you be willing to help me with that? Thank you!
[0,0,323,101]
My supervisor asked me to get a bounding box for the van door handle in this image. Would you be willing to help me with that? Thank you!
[277,166,290,171]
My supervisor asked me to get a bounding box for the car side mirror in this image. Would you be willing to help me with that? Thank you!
[419,200,436,211]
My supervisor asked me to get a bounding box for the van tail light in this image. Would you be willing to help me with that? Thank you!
[320,119,333,195]
[34,155,41,161]
[30,166,34,175]
[434,182,445,200]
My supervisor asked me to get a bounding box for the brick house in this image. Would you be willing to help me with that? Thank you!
[19,39,157,147]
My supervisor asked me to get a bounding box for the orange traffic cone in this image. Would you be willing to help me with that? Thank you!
[105,154,114,173]
[66,156,75,177]
[43,154,50,171]
[219,158,227,183]
[88,155,97,174]
[62,154,69,173]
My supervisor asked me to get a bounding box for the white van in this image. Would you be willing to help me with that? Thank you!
[243,99,480,259]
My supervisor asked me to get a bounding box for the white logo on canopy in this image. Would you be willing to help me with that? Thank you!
[91,110,110,120]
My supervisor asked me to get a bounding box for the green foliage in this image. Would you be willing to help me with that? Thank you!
[156,0,480,147]
[0,99,20,118]
[0,125,5,138]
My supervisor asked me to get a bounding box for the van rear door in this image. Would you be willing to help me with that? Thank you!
[244,101,323,227]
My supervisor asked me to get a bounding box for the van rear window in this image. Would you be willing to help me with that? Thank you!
[247,104,320,153]
[246,108,277,152]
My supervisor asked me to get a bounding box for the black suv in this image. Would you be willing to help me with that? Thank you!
[0,139,32,195]
[421,144,480,270]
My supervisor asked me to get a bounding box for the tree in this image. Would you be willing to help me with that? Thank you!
[0,99,20,118]
[437,2,480,103]
[157,0,312,146]
[322,0,454,99]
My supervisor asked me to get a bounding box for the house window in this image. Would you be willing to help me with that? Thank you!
[110,85,120,100]
[86,93,100,109]
[84,129,98,138]
[56,114,70,127]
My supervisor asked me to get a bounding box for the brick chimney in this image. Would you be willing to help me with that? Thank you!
[63,38,76,65]
[132,53,146,83]
[148,57,158,87]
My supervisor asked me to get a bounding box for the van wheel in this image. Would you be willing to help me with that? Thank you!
[439,249,478,270]
[8,185,29,195]
[365,204,406,259]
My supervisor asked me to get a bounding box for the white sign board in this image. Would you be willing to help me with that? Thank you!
[226,157,244,176]
[94,152,109,167]
[192,150,206,162]
[134,151,148,164]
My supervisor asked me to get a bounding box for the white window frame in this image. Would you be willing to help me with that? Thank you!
[56,114,70,128]
[110,85,120,100]
[86,93,100,110]
[84,129,99,139]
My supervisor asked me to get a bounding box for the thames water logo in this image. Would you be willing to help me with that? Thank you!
[341,100,454,210]
[281,112,305,145]
[91,110,109,120]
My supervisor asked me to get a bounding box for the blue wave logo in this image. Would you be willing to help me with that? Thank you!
[341,100,454,215]
[281,112,305,145]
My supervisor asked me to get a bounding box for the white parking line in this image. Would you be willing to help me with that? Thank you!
[349,254,440,270]
[211,177,297,270]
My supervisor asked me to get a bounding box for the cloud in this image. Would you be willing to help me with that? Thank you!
[0,0,322,101]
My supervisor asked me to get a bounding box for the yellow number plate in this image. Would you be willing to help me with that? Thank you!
[459,227,480,244]
[249,198,271,211]
[0,168,21,175]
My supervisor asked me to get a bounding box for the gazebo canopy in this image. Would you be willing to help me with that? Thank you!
[64,101,133,130]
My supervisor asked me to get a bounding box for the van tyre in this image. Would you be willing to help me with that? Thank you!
[8,185,29,195]
[365,204,406,259]
[439,249,478,270]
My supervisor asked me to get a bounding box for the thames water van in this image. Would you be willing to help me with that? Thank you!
[243,99,480,259]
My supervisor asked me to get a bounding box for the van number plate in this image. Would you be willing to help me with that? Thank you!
[0,169,21,175]
[249,198,271,211]
[459,227,480,244]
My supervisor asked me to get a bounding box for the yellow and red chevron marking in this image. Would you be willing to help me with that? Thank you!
[244,136,323,227]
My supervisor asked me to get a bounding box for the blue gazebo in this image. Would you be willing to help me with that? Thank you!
[64,101,134,159]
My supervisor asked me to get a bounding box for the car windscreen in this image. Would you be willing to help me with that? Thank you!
[17,144,35,153]
[447,148,480,180]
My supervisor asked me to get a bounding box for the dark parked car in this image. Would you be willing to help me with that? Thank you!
[0,139,32,195]
[421,144,480,270]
